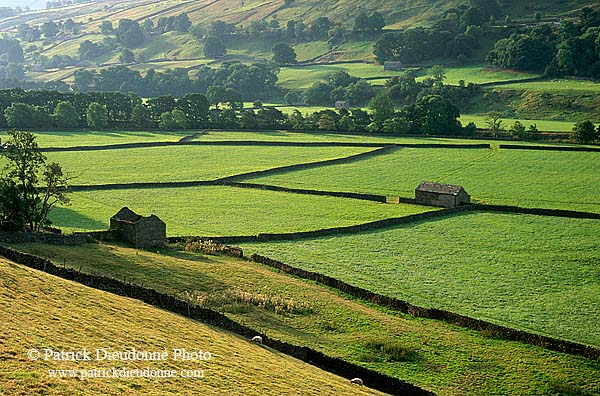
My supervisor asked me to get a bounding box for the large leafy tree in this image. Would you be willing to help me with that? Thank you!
[272,43,297,64]
[0,130,69,231]
[52,101,80,128]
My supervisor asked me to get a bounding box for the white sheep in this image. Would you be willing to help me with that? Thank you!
[251,335,263,344]
[350,378,363,386]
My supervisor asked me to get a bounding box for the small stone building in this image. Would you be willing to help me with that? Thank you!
[110,207,166,248]
[384,61,403,71]
[415,182,470,208]
[335,100,350,110]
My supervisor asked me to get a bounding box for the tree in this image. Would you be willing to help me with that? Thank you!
[272,42,297,64]
[304,81,331,105]
[369,12,385,31]
[130,104,154,128]
[174,13,192,32]
[203,36,226,58]
[534,12,542,23]
[52,101,80,128]
[430,65,447,84]
[159,111,177,130]
[508,120,527,139]
[368,91,396,126]
[414,95,461,135]
[5,103,49,128]
[100,20,113,35]
[571,121,598,143]
[119,48,135,64]
[116,19,144,48]
[353,12,370,31]
[37,162,70,231]
[317,113,336,131]
[86,102,109,129]
[41,20,59,37]
[206,86,227,108]
[171,109,188,129]
[485,112,504,137]
[0,130,69,231]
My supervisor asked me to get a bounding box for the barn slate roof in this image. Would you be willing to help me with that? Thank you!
[416,181,466,196]
[111,207,142,223]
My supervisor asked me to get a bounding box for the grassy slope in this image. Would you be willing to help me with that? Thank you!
[8,243,600,396]
[239,212,600,346]
[246,147,600,212]
[50,186,434,235]
[0,258,381,396]
[43,145,371,185]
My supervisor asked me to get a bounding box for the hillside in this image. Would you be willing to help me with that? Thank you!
[0,257,383,396]
[2,0,597,31]
[8,242,600,396]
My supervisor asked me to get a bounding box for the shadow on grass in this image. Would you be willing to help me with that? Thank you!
[49,206,108,231]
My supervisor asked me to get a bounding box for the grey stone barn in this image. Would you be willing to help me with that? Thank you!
[110,207,166,248]
[415,182,470,208]
[384,61,403,71]
[335,100,350,110]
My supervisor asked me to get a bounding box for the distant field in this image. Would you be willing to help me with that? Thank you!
[278,63,407,89]
[494,78,600,93]
[460,114,575,132]
[45,145,371,185]
[0,130,188,148]
[417,66,541,85]
[239,212,600,346]
[13,243,600,396]
[245,147,600,212]
[50,186,434,235]
[0,258,376,396]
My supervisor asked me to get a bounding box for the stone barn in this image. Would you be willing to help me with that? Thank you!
[335,100,350,110]
[415,182,470,208]
[384,61,403,71]
[110,207,166,248]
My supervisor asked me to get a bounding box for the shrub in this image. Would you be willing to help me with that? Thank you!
[363,338,417,362]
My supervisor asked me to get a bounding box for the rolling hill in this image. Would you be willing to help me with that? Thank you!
[0,256,384,395]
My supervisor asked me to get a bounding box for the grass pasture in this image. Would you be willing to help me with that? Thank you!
[239,212,600,346]
[493,78,600,93]
[460,114,575,132]
[49,186,434,235]
[245,147,600,212]
[45,145,372,185]
[0,258,380,396]
[9,243,600,396]
[0,130,189,148]
[417,65,541,85]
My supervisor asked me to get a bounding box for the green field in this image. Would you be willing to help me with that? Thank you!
[0,258,379,396]
[278,63,408,89]
[50,186,434,235]
[10,243,600,396]
[417,66,541,85]
[494,79,600,93]
[460,114,575,132]
[0,130,188,148]
[44,145,371,185]
[245,147,600,212]
[239,212,600,346]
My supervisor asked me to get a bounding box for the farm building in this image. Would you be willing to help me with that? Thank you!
[335,100,350,110]
[415,182,470,208]
[384,61,403,71]
[110,207,166,248]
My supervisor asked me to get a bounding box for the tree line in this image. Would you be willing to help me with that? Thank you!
[487,7,600,77]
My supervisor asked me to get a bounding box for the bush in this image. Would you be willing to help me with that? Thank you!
[362,338,417,362]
